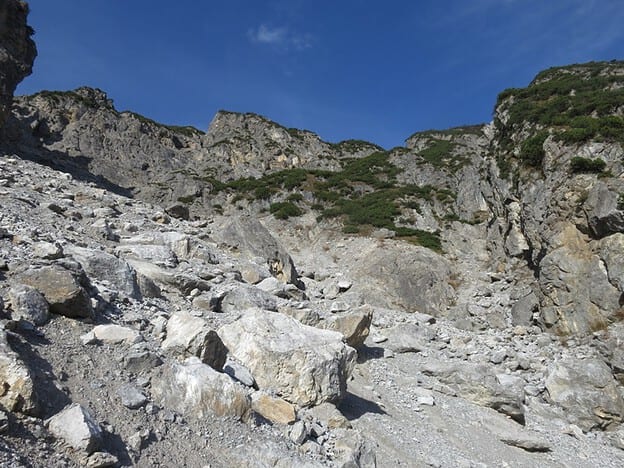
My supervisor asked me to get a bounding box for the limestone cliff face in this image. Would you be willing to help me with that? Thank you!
[5,90,381,215]
[486,62,624,334]
[5,57,624,336]
[0,0,36,127]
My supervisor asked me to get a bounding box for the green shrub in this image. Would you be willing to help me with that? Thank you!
[495,62,624,147]
[287,193,304,202]
[254,186,273,200]
[570,157,606,173]
[394,228,442,252]
[342,225,360,234]
[269,202,304,219]
[519,131,549,167]
[417,140,456,167]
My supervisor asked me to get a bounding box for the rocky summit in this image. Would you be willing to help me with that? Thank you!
[1,4,624,468]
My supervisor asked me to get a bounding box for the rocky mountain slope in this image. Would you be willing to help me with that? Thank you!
[2,3,624,467]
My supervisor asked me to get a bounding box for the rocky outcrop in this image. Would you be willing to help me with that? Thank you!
[349,241,455,315]
[545,358,624,430]
[0,0,36,126]
[214,217,302,287]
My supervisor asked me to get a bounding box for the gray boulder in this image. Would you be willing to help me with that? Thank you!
[220,284,278,313]
[214,217,302,287]
[152,357,251,421]
[349,242,455,315]
[319,306,373,349]
[46,404,102,454]
[84,324,142,345]
[8,283,50,325]
[383,323,436,354]
[218,309,356,407]
[421,360,525,423]
[68,246,141,299]
[18,265,93,319]
[161,311,227,371]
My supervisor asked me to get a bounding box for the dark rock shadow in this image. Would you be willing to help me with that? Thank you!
[102,431,133,466]
[1,116,133,198]
[356,345,385,363]
[338,392,387,421]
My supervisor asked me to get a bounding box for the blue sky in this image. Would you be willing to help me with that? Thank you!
[16,0,624,149]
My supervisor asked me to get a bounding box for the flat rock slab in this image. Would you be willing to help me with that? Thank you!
[90,324,142,345]
[252,392,296,425]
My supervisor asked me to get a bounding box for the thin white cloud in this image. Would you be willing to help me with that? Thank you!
[252,24,287,45]
[248,24,313,51]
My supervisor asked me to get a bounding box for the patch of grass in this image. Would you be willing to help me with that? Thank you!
[408,124,484,141]
[287,193,304,202]
[395,228,443,252]
[254,185,273,200]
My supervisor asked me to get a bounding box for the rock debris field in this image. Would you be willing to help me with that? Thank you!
[1,153,624,467]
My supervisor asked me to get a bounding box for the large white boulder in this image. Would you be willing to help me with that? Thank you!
[219,309,356,407]
[152,357,250,421]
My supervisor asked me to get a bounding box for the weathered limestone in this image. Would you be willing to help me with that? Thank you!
[68,246,141,299]
[219,309,356,407]
[8,283,50,325]
[545,358,624,431]
[319,306,373,349]
[161,311,227,371]
[0,329,36,414]
[0,0,36,127]
[251,392,297,425]
[47,404,103,454]
[152,357,251,421]
[18,265,93,319]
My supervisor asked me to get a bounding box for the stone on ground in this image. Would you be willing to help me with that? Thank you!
[161,310,227,371]
[219,309,357,407]
[153,357,250,421]
[8,283,50,325]
[18,265,93,318]
[46,404,103,454]
[251,392,297,425]
[0,329,36,414]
